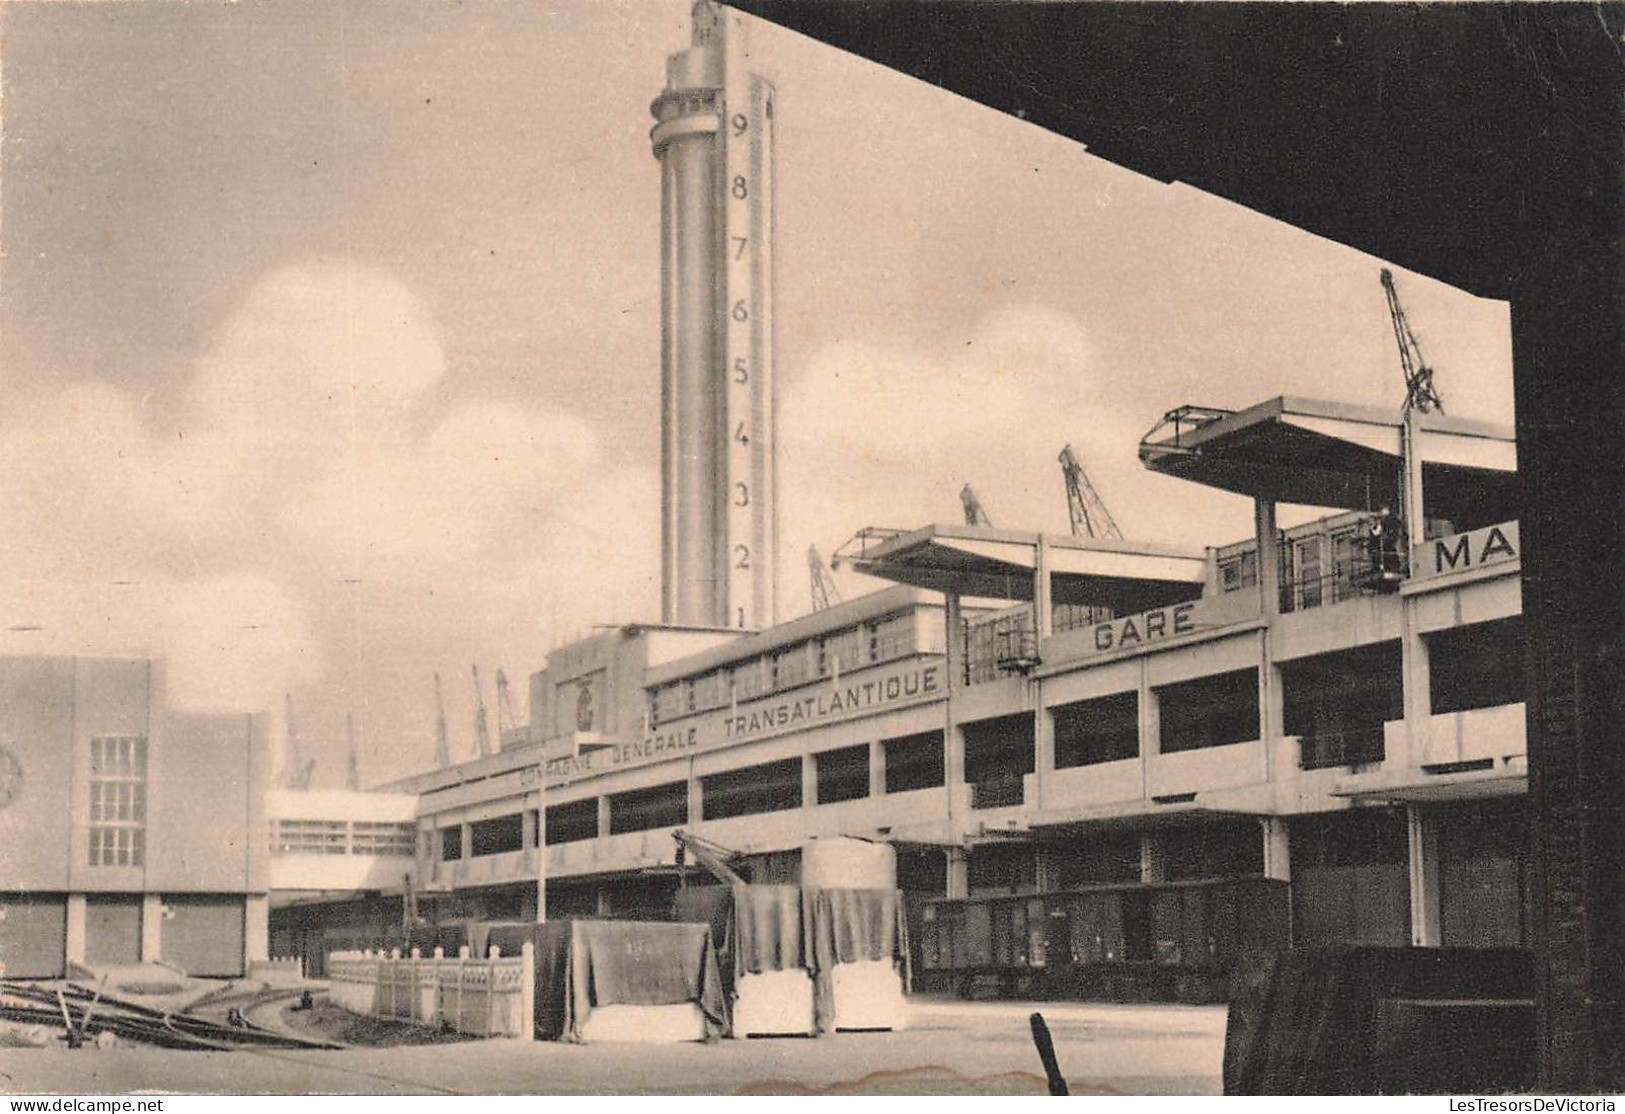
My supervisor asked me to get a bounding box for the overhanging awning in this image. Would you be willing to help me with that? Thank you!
[1139,397,1518,519]
[1026,783,1278,830]
[1331,757,1528,804]
[836,523,1206,610]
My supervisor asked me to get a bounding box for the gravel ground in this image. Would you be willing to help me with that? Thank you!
[0,997,1227,1096]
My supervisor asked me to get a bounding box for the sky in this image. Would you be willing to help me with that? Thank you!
[0,0,1515,786]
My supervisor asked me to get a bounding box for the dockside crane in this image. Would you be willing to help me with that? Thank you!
[345,711,360,791]
[1381,268,1445,417]
[1379,268,1443,581]
[472,664,493,759]
[433,672,451,769]
[495,668,520,736]
[1058,444,1122,540]
[671,828,748,887]
[960,484,994,527]
[808,545,842,612]
[283,693,315,790]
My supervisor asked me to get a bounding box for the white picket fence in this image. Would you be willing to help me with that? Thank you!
[326,944,534,1040]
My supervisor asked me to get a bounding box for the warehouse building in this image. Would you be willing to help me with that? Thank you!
[271,392,1528,1000]
[0,656,270,978]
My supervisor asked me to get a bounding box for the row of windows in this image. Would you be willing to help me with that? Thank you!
[271,819,416,857]
[649,613,917,725]
[434,731,951,858]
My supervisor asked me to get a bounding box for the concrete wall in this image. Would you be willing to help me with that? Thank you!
[147,711,265,893]
[0,657,80,890]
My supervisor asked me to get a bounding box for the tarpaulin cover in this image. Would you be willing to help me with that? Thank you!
[477,919,728,1042]
[397,923,467,957]
[1223,946,1533,1095]
[671,885,910,1034]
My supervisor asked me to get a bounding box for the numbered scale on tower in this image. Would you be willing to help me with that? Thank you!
[720,11,777,631]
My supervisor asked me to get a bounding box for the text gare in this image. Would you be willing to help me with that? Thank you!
[1092,602,1198,653]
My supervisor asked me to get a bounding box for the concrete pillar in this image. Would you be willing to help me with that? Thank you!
[1407,806,1442,946]
[1033,685,1054,810]
[1033,846,1054,893]
[869,739,886,797]
[140,893,163,963]
[1260,656,1285,782]
[1034,534,1053,641]
[245,894,269,964]
[595,795,611,841]
[1137,658,1157,798]
[1401,597,1431,766]
[1139,833,1166,884]
[595,886,612,917]
[1255,498,1281,616]
[65,894,86,965]
[801,752,818,809]
[687,764,703,824]
[1401,405,1427,563]
[945,847,969,899]
[1262,817,1291,883]
[944,593,965,835]
[522,808,538,850]
[460,822,473,862]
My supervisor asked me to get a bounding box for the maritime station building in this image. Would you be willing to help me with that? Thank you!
[270,392,1528,1000]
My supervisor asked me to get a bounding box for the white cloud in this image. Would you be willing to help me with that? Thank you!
[0,260,647,771]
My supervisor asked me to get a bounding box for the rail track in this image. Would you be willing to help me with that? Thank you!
[0,979,341,1051]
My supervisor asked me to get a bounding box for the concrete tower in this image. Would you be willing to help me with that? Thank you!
[651,0,778,630]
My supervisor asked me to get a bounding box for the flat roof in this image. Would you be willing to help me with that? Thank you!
[644,584,933,686]
[1139,397,1518,518]
[836,523,1207,610]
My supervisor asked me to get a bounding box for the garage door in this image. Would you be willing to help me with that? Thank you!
[0,893,67,978]
[86,894,143,967]
[161,895,244,977]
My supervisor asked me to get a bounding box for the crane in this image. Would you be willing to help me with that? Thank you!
[344,711,360,791]
[1379,268,1442,578]
[495,668,520,736]
[471,665,493,759]
[808,545,842,612]
[283,693,315,790]
[433,672,451,769]
[1381,268,1445,416]
[1058,444,1122,539]
[671,828,748,887]
[960,483,994,527]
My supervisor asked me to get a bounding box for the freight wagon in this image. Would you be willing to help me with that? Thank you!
[912,875,1290,1003]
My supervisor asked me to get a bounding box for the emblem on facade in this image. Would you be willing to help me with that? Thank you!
[576,684,595,733]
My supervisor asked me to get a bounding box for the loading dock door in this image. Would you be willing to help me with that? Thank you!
[160,895,245,977]
[0,893,67,978]
[85,894,143,967]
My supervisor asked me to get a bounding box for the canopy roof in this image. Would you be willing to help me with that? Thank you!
[1139,397,1518,518]
[837,523,1205,609]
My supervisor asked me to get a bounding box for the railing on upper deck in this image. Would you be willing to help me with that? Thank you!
[1298,726,1387,770]
[963,603,1112,685]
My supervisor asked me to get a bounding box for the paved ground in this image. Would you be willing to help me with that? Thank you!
[0,998,1227,1096]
